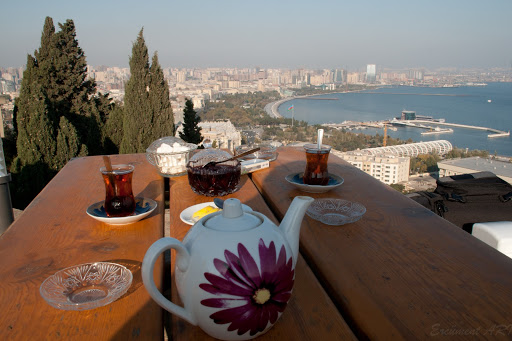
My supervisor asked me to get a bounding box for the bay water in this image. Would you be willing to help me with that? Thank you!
[278,83,512,157]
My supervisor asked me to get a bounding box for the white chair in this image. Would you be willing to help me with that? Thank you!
[472,221,512,258]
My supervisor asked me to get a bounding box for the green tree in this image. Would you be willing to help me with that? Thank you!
[11,55,57,207]
[55,116,88,167]
[12,17,108,208]
[148,53,174,141]
[102,104,125,154]
[121,29,150,153]
[179,99,203,144]
[14,56,56,170]
[121,29,173,153]
[52,20,101,155]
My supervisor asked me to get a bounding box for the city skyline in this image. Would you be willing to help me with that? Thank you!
[1,0,512,70]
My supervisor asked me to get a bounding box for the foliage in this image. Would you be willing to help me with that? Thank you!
[390,183,405,192]
[102,104,125,154]
[121,30,174,153]
[120,29,150,154]
[202,91,280,127]
[11,16,112,208]
[445,147,489,159]
[410,154,440,174]
[149,53,175,139]
[1,127,16,171]
[179,99,203,144]
[55,116,88,167]
[14,55,57,171]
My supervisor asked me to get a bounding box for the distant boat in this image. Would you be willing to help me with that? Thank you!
[488,99,492,103]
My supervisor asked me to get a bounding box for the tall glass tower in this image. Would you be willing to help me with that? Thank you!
[366,64,376,83]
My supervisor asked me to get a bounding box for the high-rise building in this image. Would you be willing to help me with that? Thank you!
[333,69,343,84]
[366,64,376,83]
[177,71,187,83]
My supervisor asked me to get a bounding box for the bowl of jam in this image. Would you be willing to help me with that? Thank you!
[186,150,241,197]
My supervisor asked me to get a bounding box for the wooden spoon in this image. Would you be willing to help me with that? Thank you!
[103,156,117,195]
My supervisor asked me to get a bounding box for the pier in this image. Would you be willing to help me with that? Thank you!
[323,119,510,139]
[403,120,510,138]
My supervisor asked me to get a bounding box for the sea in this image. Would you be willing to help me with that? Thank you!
[277,82,512,157]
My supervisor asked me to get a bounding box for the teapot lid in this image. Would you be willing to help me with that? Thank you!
[204,198,262,231]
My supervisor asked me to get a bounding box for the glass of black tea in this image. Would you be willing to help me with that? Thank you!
[100,164,136,217]
[303,144,331,186]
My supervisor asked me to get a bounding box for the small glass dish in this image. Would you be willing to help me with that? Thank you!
[235,143,278,161]
[146,136,198,177]
[306,198,366,226]
[187,150,241,197]
[40,262,133,311]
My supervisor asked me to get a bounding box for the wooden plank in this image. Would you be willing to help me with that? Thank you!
[0,154,165,340]
[168,175,356,340]
[251,146,512,340]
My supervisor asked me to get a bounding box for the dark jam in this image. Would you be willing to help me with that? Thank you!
[303,150,330,186]
[187,163,241,197]
[102,170,135,217]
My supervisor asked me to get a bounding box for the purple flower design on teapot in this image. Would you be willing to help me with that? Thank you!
[200,239,294,336]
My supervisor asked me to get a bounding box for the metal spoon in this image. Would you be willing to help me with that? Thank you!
[202,147,260,168]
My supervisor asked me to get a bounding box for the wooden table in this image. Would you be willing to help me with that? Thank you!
[0,154,165,340]
[5,147,512,340]
[167,174,356,340]
[251,146,512,340]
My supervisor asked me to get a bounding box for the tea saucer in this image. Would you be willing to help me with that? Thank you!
[86,197,157,225]
[285,172,344,193]
[180,202,253,225]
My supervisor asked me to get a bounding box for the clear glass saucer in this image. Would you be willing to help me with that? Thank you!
[306,198,366,225]
[40,262,133,310]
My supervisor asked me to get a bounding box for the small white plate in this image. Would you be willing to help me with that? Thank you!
[86,197,157,225]
[285,172,344,193]
[180,202,253,225]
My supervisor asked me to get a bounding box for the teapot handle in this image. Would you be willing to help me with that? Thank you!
[141,237,197,325]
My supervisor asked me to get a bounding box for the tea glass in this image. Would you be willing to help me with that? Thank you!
[100,164,135,217]
[303,144,331,186]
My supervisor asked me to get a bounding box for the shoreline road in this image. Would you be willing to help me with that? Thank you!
[264,98,292,118]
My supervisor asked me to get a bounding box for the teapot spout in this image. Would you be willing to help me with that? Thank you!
[280,196,314,267]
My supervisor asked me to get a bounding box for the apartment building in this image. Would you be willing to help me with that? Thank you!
[339,151,410,185]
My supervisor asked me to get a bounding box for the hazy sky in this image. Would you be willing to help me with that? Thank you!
[1,0,512,70]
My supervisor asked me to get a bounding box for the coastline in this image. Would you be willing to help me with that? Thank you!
[265,89,370,118]
[263,84,512,157]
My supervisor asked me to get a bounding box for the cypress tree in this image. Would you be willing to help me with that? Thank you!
[11,55,57,207]
[56,116,88,167]
[121,29,175,153]
[51,20,102,155]
[148,53,174,142]
[179,99,203,145]
[103,105,125,154]
[121,29,151,154]
[12,16,108,207]
[15,55,56,170]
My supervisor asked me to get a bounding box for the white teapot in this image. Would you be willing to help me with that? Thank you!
[142,196,313,340]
